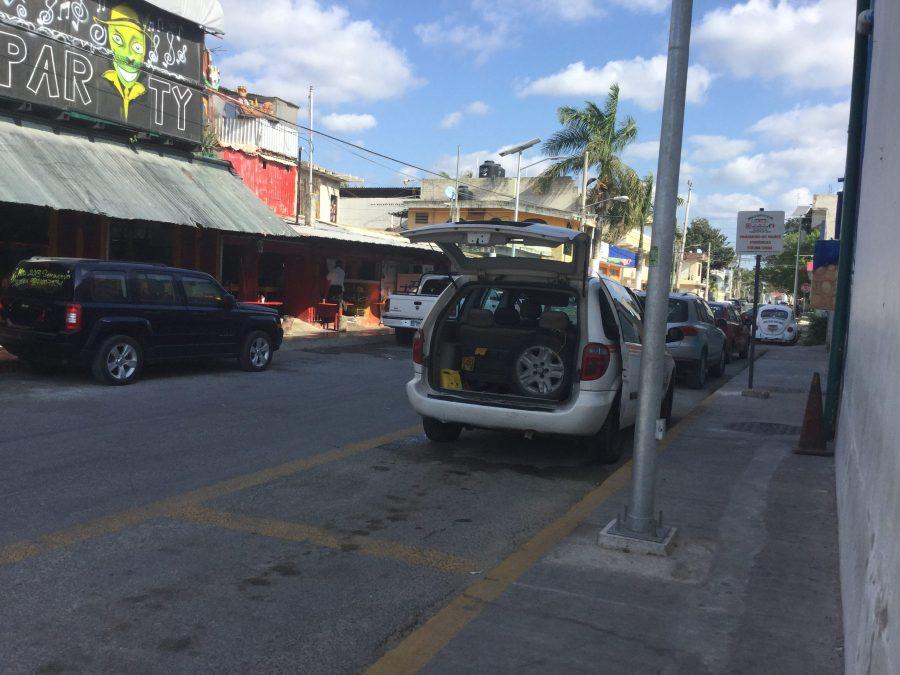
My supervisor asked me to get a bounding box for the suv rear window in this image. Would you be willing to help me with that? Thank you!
[668,299,688,322]
[8,262,73,299]
[88,272,128,303]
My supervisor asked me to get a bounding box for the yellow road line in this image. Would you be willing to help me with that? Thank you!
[366,386,722,674]
[0,426,419,567]
[172,505,476,575]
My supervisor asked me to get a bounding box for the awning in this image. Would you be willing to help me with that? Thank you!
[0,117,296,238]
[290,221,441,252]
[145,0,225,34]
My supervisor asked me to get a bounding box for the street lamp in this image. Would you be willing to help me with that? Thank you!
[499,137,541,221]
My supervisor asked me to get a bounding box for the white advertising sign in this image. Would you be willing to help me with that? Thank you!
[736,211,785,256]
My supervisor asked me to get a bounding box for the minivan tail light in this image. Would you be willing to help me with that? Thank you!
[412,330,424,365]
[64,303,82,332]
[580,343,611,381]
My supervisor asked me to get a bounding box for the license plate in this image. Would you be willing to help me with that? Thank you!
[401,319,421,327]
[767,325,778,332]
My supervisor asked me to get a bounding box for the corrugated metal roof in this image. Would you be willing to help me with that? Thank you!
[0,117,297,238]
[290,220,440,252]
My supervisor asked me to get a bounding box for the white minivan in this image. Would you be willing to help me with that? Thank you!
[404,221,676,463]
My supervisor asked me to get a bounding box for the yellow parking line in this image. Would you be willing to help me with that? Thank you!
[172,505,476,575]
[0,426,419,567]
[366,389,721,674]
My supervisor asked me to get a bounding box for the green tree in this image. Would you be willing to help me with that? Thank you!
[683,217,735,270]
[760,218,815,292]
[538,85,638,242]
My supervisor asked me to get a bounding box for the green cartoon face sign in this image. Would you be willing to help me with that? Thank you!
[95,5,147,120]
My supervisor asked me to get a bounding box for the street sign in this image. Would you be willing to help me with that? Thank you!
[736,211,785,256]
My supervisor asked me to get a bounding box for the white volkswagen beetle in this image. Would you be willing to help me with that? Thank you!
[754,304,799,344]
[402,221,676,464]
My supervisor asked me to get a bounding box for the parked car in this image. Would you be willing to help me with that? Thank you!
[754,303,800,344]
[402,221,676,463]
[634,291,727,389]
[0,258,283,385]
[382,273,456,344]
[709,301,750,361]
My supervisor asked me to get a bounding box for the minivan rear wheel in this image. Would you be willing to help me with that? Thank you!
[92,335,143,386]
[422,416,462,443]
[585,400,623,464]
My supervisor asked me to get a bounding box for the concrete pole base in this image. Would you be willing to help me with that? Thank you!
[598,518,678,557]
[741,388,771,399]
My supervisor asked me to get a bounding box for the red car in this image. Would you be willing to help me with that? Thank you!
[709,301,750,361]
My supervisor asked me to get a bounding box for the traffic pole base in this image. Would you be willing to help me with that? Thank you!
[598,518,677,557]
[742,388,771,399]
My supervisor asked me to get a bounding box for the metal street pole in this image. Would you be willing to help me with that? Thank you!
[307,86,315,225]
[748,251,762,389]
[705,240,712,299]
[791,224,804,313]
[580,151,589,231]
[673,179,692,291]
[513,151,523,221]
[454,145,461,223]
[636,220,647,290]
[610,0,693,545]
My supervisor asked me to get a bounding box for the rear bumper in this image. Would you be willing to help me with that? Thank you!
[0,325,85,363]
[406,373,616,436]
[382,315,423,329]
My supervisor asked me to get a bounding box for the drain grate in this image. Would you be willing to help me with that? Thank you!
[726,421,802,435]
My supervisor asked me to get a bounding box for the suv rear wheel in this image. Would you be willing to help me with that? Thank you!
[92,335,143,386]
[239,330,273,372]
[423,416,462,442]
[687,351,707,389]
[709,346,726,378]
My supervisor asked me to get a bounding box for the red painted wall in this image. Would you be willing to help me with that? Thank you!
[221,149,297,219]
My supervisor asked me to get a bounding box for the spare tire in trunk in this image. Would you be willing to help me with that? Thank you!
[511,334,572,399]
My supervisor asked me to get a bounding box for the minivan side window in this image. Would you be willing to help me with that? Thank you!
[134,273,178,305]
[181,276,226,308]
[88,272,128,303]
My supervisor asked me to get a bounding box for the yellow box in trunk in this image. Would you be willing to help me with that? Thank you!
[440,369,463,389]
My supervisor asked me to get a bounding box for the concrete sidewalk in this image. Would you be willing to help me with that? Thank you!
[386,346,843,673]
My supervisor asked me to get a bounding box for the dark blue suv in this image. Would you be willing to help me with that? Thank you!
[0,258,283,385]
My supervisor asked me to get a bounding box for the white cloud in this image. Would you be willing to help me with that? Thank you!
[440,101,490,129]
[517,58,713,111]
[689,135,754,163]
[750,100,849,146]
[321,113,377,134]
[623,139,660,162]
[217,0,422,105]
[414,19,509,63]
[696,192,765,221]
[694,0,855,89]
[611,0,669,11]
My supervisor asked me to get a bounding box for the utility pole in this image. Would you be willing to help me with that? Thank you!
[307,86,315,226]
[294,146,302,226]
[705,240,712,299]
[673,179,692,291]
[454,145,461,223]
[791,223,804,313]
[601,0,693,550]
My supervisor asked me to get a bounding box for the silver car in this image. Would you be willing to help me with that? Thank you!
[635,291,727,389]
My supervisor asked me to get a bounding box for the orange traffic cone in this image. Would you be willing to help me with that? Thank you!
[795,372,831,455]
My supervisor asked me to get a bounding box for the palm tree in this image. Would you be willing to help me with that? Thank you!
[539,84,638,237]
[621,171,655,287]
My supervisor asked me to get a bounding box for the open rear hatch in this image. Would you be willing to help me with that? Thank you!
[404,221,589,283]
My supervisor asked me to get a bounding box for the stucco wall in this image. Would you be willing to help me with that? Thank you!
[834,3,900,673]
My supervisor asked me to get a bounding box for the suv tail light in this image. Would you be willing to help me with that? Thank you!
[676,324,699,336]
[383,298,390,313]
[412,330,424,365]
[580,343,611,381]
[64,303,82,332]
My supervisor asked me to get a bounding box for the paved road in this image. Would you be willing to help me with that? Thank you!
[0,340,753,673]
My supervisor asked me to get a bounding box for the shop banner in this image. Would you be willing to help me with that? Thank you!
[0,0,204,143]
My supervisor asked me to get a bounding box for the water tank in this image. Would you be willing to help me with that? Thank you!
[457,185,475,201]
[478,160,505,178]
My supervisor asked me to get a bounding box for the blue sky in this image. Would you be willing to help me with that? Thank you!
[214,0,854,241]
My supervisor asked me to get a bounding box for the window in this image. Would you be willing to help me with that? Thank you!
[761,308,790,320]
[603,280,643,343]
[89,272,127,303]
[667,299,689,323]
[9,262,72,299]
[181,277,226,307]
[711,304,728,320]
[134,273,177,305]
[419,278,451,296]
[414,212,429,224]
[480,289,505,313]
[696,301,715,324]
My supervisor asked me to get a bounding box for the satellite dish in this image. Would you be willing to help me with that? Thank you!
[444,186,457,200]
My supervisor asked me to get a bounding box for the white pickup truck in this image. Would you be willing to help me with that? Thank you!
[382,273,456,344]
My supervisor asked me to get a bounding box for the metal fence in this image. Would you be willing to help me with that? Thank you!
[215,117,299,159]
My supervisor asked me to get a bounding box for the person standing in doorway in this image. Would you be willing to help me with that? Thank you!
[325,260,346,308]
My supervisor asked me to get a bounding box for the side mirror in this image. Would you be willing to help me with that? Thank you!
[224,294,237,310]
[666,327,684,343]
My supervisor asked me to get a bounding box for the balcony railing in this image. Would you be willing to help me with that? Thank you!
[215,116,299,160]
